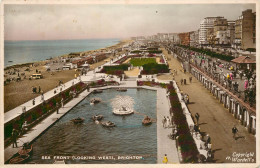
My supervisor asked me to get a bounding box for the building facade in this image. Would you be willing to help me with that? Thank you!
[199,16,224,45]
[234,9,256,50]
[178,32,190,46]
[214,18,229,45]
[227,21,236,46]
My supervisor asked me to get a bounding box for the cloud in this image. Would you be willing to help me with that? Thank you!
[4,4,256,40]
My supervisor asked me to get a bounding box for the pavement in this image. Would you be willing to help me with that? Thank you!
[160,47,256,163]
[156,88,180,164]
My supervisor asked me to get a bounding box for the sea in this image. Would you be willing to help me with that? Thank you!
[4,38,120,68]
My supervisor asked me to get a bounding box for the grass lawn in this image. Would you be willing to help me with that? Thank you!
[130,58,156,66]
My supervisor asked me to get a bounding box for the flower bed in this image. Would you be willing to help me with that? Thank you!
[147,50,162,54]
[141,63,169,74]
[89,79,119,87]
[137,80,167,88]
[4,82,87,141]
[137,81,199,163]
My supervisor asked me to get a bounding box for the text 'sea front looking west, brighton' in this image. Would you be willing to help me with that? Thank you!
[2,1,257,167]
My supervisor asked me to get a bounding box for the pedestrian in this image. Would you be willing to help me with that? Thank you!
[163,154,168,164]
[11,129,18,148]
[189,77,192,83]
[22,106,26,113]
[162,116,166,128]
[38,85,41,93]
[32,99,35,106]
[184,79,186,85]
[195,113,200,125]
[205,134,211,146]
[56,103,59,114]
[232,125,238,140]
[207,142,212,151]
[41,93,44,102]
[180,79,183,85]
[166,116,170,128]
[61,98,64,108]
[54,89,57,94]
[184,69,186,73]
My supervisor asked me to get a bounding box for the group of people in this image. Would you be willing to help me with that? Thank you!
[162,116,172,128]
[32,85,42,94]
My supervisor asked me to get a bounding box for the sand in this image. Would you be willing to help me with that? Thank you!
[124,67,140,77]
[4,39,132,112]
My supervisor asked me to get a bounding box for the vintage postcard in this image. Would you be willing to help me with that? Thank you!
[0,0,259,168]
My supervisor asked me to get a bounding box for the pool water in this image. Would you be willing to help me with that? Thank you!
[29,88,157,164]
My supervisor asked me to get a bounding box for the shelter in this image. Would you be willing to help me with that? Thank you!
[231,56,256,70]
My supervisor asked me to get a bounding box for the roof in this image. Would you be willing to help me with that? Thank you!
[231,56,256,64]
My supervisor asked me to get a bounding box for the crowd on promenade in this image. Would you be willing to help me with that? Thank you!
[170,45,256,106]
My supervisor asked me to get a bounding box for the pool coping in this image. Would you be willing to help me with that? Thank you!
[4,82,179,164]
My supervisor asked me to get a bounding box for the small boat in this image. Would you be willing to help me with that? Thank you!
[9,154,30,164]
[117,88,127,92]
[71,117,84,124]
[92,115,103,121]
[18,143,33,156]
[113,106,134,115]
[93,89,103,94]
[142,116,152,125]
[90,98,101,105]
[8,61,13,63]
[101,121,116,127]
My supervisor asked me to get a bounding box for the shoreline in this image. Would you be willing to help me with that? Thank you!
[4,39,131,70]
[4,39,132,112]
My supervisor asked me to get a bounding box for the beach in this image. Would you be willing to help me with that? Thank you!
[4,39,132,112]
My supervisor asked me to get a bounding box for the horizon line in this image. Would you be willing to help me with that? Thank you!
[4,37,128,42]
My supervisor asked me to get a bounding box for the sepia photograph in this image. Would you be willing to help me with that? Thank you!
[1,0,259,167]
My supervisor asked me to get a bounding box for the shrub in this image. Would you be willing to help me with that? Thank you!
[142,63,169,74]
[178,45,233,61]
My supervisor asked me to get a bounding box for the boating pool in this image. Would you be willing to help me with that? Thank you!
[28,88,157,164]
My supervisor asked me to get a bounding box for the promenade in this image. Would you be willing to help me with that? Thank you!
[156,88,179,164]
[160,48,256,163]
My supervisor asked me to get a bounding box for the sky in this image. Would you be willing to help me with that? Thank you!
[4,3,256,41]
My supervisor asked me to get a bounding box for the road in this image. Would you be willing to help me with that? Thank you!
[158,48,256,163]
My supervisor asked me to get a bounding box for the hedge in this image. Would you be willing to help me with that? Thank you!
[141,63,169,74]
[178,45,234,61]
[101,64,130,76]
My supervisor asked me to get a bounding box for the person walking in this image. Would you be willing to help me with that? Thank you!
[162,116,166,128]
[56,103,59,114]
[41,93,44,102]
[205,134,211,146]
[166,117,170,128]
[195,113,200,125]
[11,129,18,148]
[61,98,64,108]
[38,85,41,93]
[32,99,35,106]
[181,79,183,85]
[189,77,192,83]
[232,125,238,140]
[163,154,168,164]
